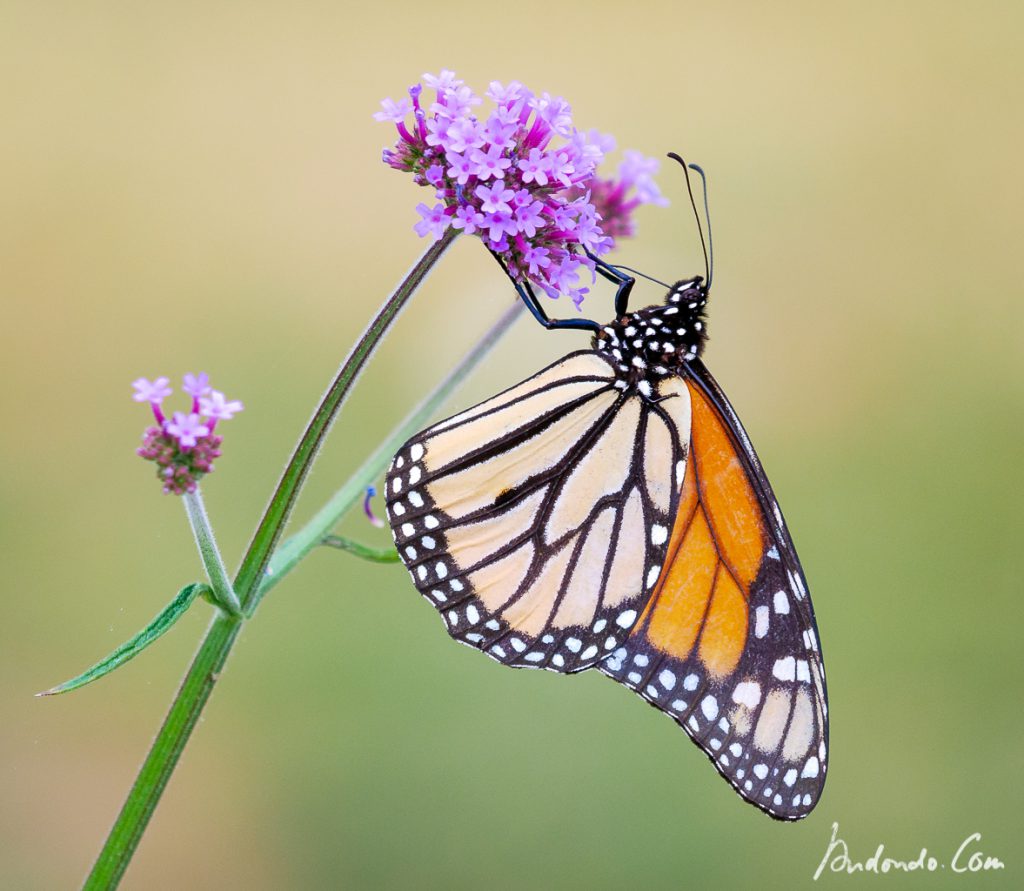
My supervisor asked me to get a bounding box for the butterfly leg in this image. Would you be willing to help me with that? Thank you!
[489,250,601,332]
[585,250,635,317]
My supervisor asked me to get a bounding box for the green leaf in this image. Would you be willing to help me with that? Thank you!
[37,582,211,696]
[321,535,401,563]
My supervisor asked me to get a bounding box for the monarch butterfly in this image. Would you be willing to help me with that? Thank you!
[384,159,827,820]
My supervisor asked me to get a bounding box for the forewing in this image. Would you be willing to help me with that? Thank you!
[599,361,828,820]
[385,351,687,673]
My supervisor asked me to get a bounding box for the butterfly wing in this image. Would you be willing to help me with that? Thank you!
[385,351,690,672]
[599,359,828,820]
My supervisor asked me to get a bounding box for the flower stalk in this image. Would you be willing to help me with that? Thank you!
[182,488,241,616]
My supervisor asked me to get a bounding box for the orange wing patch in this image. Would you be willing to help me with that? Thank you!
[638,380,766,679]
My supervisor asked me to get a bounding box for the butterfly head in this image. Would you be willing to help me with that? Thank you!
[593,276,708,398]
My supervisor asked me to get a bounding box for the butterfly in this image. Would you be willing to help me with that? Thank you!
[384,160,827,820]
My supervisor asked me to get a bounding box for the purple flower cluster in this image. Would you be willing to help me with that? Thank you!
[132,373,243,495]
[376,71,667,308]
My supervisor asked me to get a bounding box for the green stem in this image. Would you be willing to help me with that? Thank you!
[84,232,458,890]
[182,488,241,615]
[83,611,241,891]
[233,228,459,612]
[82,241,525,890]
[321,535,400,563]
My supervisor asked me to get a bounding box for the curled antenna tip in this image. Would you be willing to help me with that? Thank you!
[667,151,686,166]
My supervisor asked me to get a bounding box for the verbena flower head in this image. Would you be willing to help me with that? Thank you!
[376,71,667,308]
[133,373,244,495]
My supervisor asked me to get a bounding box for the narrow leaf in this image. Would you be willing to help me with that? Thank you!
[37,583,211,696]
[321,535,400,563]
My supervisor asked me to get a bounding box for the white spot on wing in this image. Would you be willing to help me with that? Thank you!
[732,681,762,708]
[755,605,770,639]
[701,695,719,721]
[773,656,796,682]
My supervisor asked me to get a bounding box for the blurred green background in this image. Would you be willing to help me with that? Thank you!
[3,1,1021,888]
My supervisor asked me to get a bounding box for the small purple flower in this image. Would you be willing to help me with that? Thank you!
[199,390,244,422]
[445,150,475,186]
[413,202,451,239]
[373,97,412,123]
[474,182,515,215]
[432,85,480,120]
[529,92,574,137]
[482,210,518,243]
[424,115,451,148]
[452,205,484,235]
[165,412,210,449]
[468,143,512,180]
[443,118,484,153]
[517,148,551,186]
[182,372,211,400]
[547,150,576,188]
[547,202,578,231]
[486,80,526,104]
[514,199,546,238]
[483,113,517,148]
[523,244,551,275]
[134,372,242,494]
[423,69,463,91]
[133,377,172,404]
[424,164,444,187]
[377,71,668,310]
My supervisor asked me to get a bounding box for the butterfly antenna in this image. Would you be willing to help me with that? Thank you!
[610,265,670,289]
[667,153,713,290]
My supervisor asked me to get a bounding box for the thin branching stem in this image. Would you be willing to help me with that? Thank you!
[182,488,241,615]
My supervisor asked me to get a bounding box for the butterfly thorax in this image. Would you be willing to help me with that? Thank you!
[592,277,709,398]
